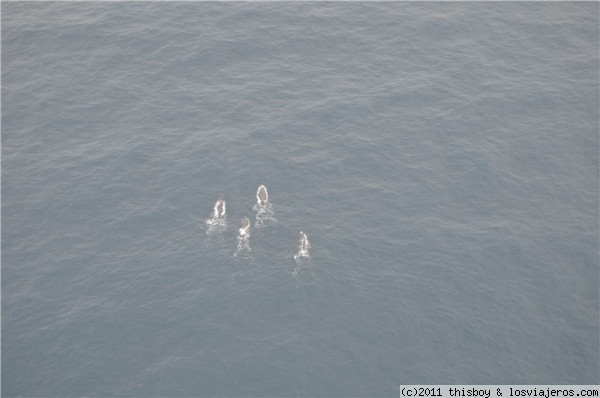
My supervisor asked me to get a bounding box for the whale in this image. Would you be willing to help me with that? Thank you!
[256,184,268,206]
[298,231,309,254]
[239,216,250,236]
[213,196,226,219]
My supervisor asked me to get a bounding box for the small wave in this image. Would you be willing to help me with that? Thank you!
[205,217,227,235]
[253,202,277,228]
[292,255,314,285]
[293,251,310,262]
[234,234,251,258]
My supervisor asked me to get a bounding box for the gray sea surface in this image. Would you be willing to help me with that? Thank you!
[2,2,599,397]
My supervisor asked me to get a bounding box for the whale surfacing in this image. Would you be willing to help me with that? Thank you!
[298,231,309,254]
[256,185,268,206]
[239,216,250,236]
[213,196,226,219]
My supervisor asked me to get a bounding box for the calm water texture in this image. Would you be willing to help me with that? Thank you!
[2,2,599,396]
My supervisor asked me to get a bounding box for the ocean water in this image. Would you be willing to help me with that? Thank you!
[2,2,598,396]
